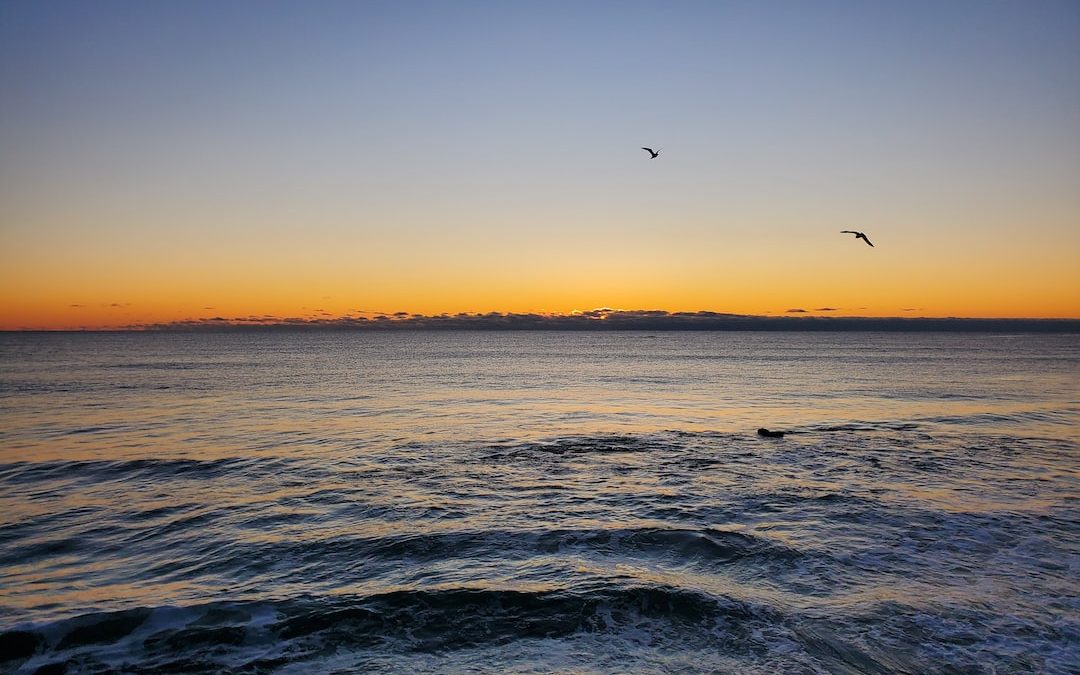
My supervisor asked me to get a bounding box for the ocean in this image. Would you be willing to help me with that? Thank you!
[1,331,1077,673]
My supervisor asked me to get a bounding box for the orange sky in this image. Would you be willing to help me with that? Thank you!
[3,212,1078,329]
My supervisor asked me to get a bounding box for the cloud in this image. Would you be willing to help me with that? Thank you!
[813,307,839,312]
[128,309,1080,333]
[69,304,86,308]
[786,308,808,313]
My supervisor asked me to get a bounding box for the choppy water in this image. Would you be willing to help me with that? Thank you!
[1,331,1077,674]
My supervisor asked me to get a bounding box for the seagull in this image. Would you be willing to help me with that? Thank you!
[641,147,660,159]
[841,230,874,247]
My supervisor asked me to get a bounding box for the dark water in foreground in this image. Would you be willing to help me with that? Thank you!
[1,331,1077,673]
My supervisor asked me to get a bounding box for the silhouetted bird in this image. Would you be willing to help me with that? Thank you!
[641,147,660,159]
[841,230,874,247]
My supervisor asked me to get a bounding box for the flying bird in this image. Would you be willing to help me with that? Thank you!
[641,147,660,159]
[841,230,874,247]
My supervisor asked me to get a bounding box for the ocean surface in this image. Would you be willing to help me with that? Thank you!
[0,331,1077,674]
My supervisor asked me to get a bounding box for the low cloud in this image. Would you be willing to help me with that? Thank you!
[813,307,839,312]
[127,309,1080,333]
[786,308,808,313]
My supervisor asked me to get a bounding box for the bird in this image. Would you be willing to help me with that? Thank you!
[841,230,874,247]
[641,147,660,159]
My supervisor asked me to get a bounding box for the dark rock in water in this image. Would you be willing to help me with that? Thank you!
[757,428,785,438]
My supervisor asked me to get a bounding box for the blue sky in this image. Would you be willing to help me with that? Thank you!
[2,1,1078,326]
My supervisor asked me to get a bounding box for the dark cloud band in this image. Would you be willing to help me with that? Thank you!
[133,310,1080,333]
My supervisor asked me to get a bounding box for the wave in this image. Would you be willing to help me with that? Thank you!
[1,586,771,673]
[483,434,678,457]
[0,523,811,604]
[9,583,1065,674]
[225,525,802,571]
[802,421,922,433]
[915,408,1079,428]
[103,361,204,370]
[0,456,315,487]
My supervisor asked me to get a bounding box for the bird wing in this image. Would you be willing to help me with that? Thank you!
[862,236,874,247]
[641,147,654,153]
[840,230,857,234]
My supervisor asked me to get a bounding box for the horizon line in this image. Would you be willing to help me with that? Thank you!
[5,310,1080,333]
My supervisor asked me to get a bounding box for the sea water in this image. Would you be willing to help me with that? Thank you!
[0,331,1077,673]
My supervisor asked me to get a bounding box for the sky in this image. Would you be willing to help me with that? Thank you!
[1,0,1078,329]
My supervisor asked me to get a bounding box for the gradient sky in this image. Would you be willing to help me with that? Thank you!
[2,0,1078,328]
